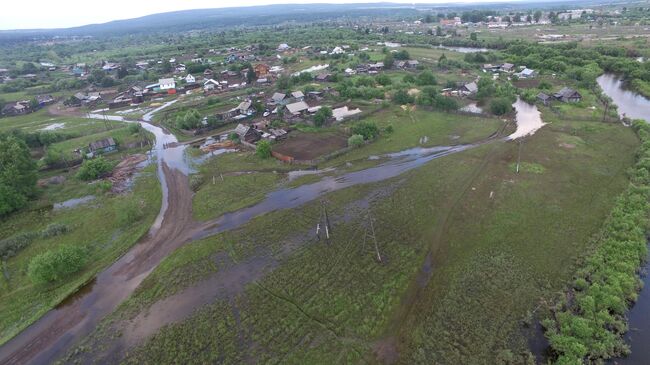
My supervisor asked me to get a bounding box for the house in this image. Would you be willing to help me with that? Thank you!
[517,68,537,79]
[315,73,332,82]
[406,60,420,69]
[537,93,552,106]
[500,63,515,73]
[460,82,478,95]
[483,64,500,72]
[332,106,362,121]
[285,101,310,115]
[291,91,305,101]
[554,87,582,103]
[1,101,30,116]
[101,62,120,72]
[203,69,214,78]
[368,62,384,72]
[236,101,254,115]
[88,137,117,155]
[271,92,287,105]
[330,46,345,55]
[277,43,291,52]
[203,79,221,92]
[35,95,55,106]
[254,64,270,78]
[159,78,176,91]
[185,74,196,84]
[235,124,261,143]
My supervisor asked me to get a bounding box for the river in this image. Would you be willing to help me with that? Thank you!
[597,74,650,123]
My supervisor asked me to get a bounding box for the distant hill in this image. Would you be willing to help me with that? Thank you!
[0,1,602,40]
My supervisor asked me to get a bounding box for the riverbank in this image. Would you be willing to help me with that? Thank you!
[542,120,650,363]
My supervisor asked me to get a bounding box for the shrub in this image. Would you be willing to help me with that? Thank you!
[40,223,70,238]
[351,121,380,140]
[393,89,414,105]
[0,231,39,260]
[76,157,113,181]
[28,244,87,284]
[348,134,365,148]
[96,180,113,193]
[256,140,272,159]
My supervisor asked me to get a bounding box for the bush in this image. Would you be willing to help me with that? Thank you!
[28,244,87,284]
[40,223,70,238]
[393,89,414,105]
[0,231,39,260]
[256,140,272,159]
[190,174,205,192]
[351,121,380,140]
[490,98,513,115]
[348,134,365,148]
[76,157,113,181]
[128,123,142,134]
[116,199,146,227]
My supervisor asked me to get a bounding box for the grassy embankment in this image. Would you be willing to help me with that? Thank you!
[542,120,650,363]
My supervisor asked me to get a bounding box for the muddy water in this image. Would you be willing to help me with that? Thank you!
[597,74,650,122]
[508,98,545,140]
[53,195,95,210]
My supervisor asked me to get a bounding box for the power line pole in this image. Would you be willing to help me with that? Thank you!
[362,209,382,263]
[316,200,332,243]
[516,139,523,174]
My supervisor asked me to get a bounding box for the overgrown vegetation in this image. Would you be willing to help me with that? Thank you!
[27,244,87,284]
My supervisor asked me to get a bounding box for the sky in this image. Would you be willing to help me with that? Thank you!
[0,0,508,30]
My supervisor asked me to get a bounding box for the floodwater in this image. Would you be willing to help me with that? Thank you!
[508,98,546,140]
[53,195,95,210]
[193,145,473,240]
[611,258,650,365]
[292,64,329,76]
[39,123,65,131]
[597,74,650,122]
[460,103,484,114]
[436,44,488,53]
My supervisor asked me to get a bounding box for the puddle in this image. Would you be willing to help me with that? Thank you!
[460,103,483,114]
[53,195,96,210]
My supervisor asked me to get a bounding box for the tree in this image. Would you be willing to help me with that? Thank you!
[351,121,380,140]
[394,50,411,60]
[490,98,513,115]
[534,10,543,23]
[416,70,437,86]
[383,53,395,69]
[117,67,128,79]
[313,107,332,127]
[470,32,478,41]
[393,89,414,105]
[256,140,272,159]
[436,26,443,36]
[0,136,37,216]
[376,74,392,86]
[28,244,87,284]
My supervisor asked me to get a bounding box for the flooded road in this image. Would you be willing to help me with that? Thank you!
[597,74,650,122]
[508,98,546,140]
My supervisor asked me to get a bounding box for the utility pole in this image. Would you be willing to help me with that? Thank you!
[316,200,332,243]
[516,139,523,174]
[362,209,382,263]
